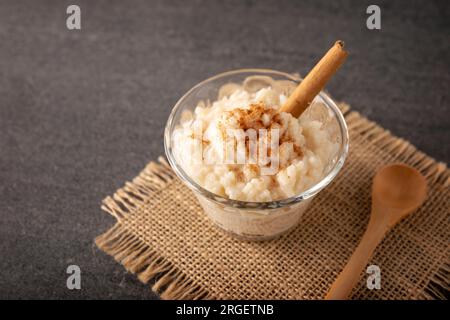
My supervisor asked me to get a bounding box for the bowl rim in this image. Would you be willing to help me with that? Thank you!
[164,68,349,210]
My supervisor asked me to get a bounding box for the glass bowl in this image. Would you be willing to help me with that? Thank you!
[164,69,349,241]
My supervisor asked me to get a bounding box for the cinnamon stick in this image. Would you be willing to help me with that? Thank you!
[280,41,348,117]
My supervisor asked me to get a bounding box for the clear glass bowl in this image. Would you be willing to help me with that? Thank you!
[164,69,349,241]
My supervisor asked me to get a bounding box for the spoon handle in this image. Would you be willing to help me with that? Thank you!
[325,222,387,300]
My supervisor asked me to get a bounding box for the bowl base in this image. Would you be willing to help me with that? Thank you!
[212,221,300,241]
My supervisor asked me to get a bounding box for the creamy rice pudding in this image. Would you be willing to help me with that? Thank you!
[165,71,348,240]
[172,81,338,202]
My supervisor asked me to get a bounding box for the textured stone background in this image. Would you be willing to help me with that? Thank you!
[0,0,448,299]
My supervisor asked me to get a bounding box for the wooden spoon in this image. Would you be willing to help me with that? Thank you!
[325,163,427,300]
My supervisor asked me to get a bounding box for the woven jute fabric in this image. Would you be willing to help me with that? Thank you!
[95,104,449,300]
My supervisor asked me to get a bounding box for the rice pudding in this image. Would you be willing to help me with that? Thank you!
[165,72,347,240]
[172,81,338,202]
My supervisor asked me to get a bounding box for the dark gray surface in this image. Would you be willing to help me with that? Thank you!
[0,0,448,299]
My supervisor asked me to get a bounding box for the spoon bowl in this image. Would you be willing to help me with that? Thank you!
[372,163,428,216]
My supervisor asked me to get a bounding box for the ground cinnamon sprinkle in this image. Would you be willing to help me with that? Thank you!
[235,169,245,182]
[227,103,279,131]
[202,139,210,147]
[248,164,260,174]
[229,166,245,182]
[269,175,279,189]
[232,164,261,183]
[219,103,303,172]
[293,144,303,157]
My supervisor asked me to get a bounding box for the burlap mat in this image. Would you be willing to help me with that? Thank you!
[95,104,449,299]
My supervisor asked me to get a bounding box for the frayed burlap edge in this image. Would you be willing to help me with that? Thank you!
[95,104,449,300]
[95,158,212,300]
